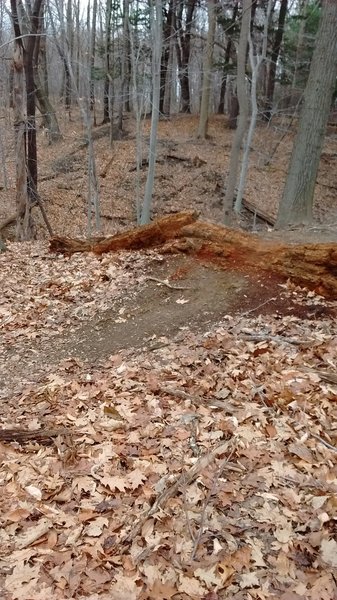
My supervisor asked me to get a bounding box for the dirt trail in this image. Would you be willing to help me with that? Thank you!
[1,254,334,401]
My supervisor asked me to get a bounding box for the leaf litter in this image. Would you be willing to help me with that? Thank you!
[0,241,337,599]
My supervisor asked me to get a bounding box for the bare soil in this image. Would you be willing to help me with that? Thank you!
[1,250,335,401]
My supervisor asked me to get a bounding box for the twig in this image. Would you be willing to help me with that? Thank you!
[310,433,337,453]
[0,428,69,443]
[145,276,191,291]
[191,448,235,560]
[159,386,228,410]
[120,441,231,548]
[240,297,276,316]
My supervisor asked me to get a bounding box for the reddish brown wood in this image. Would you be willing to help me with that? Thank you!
[49,212,337,298]
[49,211,199,254]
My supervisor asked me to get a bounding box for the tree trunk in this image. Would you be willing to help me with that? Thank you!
[123,0,131,112]
[23,0,44,201]
[175,0,196,114]
[33,6,62,143]
[276,0,337,228]
[102,0,113,124]
[217,3,238,114]
[263,0,288,121]
[217,39,232,115]
[291,0,309,98]
[227,82,239,129]
[10,0,43,239]
[197,0,216,139]
[89,0,98,124]
[65,0,73,115]
[118,0,130,130]
[163,10,175,115]
[140,0,162,224]
[160,0,173,114]
[12,42,32,240]
[223,0,251,225]
[235,0,272,213]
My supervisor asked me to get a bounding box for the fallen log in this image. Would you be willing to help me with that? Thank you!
[179,221,337,297]
[49,212,337,298]
[49,211,199,255]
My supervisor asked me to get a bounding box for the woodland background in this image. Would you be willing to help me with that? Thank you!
[1,0,337,239]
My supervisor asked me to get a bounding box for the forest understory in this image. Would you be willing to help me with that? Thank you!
[1,113,337,599]
[2,113,337,242]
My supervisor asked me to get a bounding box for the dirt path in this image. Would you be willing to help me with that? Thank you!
[2,253,335,401]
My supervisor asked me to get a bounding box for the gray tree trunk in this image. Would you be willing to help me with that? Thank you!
[118,0,130,130]
[235,0,272,214]
[276,0,337,228]
[13,43,32,240]
[89,0,98,124]
[223,0,251,225]
[140,0,162,224]
[197,0,216,139]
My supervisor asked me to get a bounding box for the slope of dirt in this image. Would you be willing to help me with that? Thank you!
[1,248,335,400]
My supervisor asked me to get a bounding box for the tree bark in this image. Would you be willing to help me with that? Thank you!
[49,212,337,299]
[118,0,130,130]
[223,0,251,225]
[235,0,272,213]
[160,0,173,114]
[276,0,337,228]
[217,4,238,114]
[175,0,196,113]
[140,0,162,224]
[13,42,32,240]
[23,0,44,200]
[263,0,288,121]
[10,0,43,239]
[102,0,113,124]
[197,0,216,139]
[89,0,98,124]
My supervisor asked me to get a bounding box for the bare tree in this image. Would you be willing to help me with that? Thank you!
[235,0,272,214]
[223,0,251,225]
[197,0,216,139]
[140,0,163,224]
[118,0,130,130]
[33,3,62,142]
[102,0,113,124]
[89,0,98,125]
[12,42,31,239]
[263,0,288,121]
[175,0,196,113]
[10,0,44,239]
[218,3,238,115]
[276,0,337,228]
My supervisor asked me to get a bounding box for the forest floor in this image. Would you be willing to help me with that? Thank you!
[0,113,337,599]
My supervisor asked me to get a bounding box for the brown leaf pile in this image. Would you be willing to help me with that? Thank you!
[1,243,337,599]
